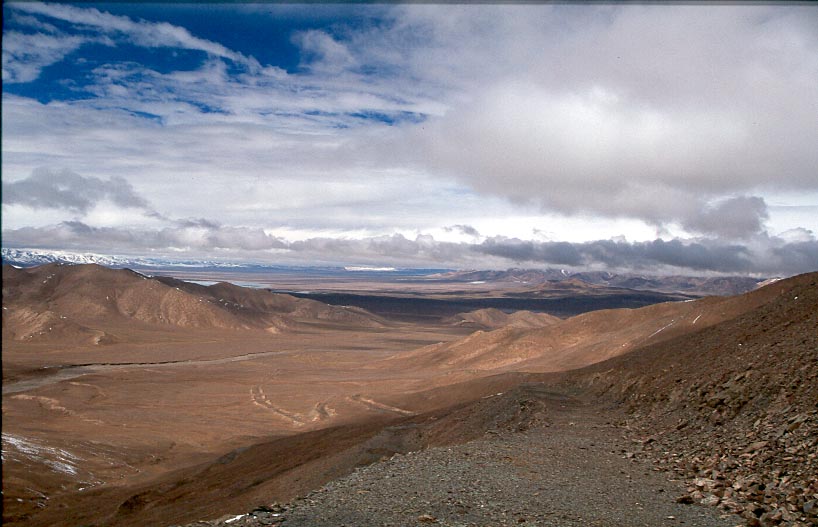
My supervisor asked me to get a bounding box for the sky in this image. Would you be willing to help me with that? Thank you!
[2,2,818,275]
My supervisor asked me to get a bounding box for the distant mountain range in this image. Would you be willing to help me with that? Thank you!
[1,248,248,269]
[0,249,444,276]
[2,248,771,296]
[432,268,770,296]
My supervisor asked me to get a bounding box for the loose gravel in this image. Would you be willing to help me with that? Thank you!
[190,395,742,527]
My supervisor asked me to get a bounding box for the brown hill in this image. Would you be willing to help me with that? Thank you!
[445,308,562,330]
[510,277,679,300]
[537,277,603,291]
[1,264,385,344]
[387,274,795,373]
[156,277,387,329]
[2,263,255,343]
[571,272,764,296]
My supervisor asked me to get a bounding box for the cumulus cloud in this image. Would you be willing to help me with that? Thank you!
[475,237,752,273]
[395,5,818,234]
[473,234,818,276]
[2,219,287,254]
[683,196,769,239]
[293,30,358,74]
[477,238,584,267]
[2,168,152,213]
[767,238,818,276]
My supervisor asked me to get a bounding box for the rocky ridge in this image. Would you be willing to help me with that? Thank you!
[570,272,818,526]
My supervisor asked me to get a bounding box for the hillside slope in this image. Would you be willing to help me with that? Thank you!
[161,271,817,527]
[566,271,818,525]
[3,265,812,527]
[2,264,385,344]
[444,307,562,330]
[387,275,788,373]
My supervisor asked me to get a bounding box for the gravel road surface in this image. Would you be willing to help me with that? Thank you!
[187,392,742,527]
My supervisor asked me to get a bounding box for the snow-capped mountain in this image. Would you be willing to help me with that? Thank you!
[0,248,445,277]
[1,248,248,269]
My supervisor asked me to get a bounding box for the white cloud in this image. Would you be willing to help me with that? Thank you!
[10,2,261,71]
[2,30,95,83]
[2,3,817,274]
[2,167,152,212]
[387,5,818,236]
[293,30,357,73]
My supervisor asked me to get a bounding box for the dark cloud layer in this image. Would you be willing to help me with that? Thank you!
[2,220,286,253]
[476,237,752,274]
[3,221,816,276]
[2,168,151,213]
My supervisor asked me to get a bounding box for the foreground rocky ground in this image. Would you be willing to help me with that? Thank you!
[175,389,740,527]
[573,273,818,526]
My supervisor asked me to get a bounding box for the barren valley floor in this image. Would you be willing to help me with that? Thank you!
[2,265,816,527]
[2,321,479,526]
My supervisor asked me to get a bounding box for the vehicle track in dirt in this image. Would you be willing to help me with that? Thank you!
[2,350,293,395]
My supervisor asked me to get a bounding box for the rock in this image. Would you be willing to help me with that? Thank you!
[417,514,437,523]
[675,494,695,504]
[693,477,714,491]
[743,441,769,454]
[758,507,784,526]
